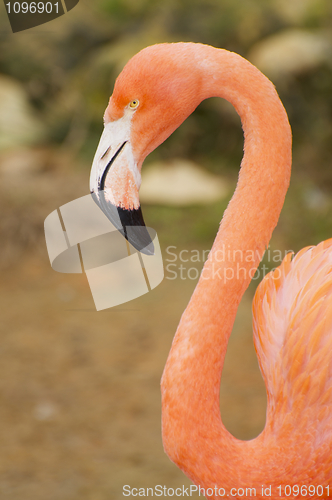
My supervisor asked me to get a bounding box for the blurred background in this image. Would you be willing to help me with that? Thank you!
[0,0,331,498]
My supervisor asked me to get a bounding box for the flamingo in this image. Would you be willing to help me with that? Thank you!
[90,43,332,499]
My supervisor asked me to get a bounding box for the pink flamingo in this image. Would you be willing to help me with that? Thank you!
[90,43,332,499]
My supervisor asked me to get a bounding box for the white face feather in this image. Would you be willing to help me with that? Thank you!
[89,111,141,198]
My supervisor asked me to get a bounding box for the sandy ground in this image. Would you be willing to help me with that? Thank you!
[0,245,267,499]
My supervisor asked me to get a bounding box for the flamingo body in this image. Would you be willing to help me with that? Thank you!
[90,43,332,499]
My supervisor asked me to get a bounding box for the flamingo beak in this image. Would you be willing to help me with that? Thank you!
[90,120,154,255]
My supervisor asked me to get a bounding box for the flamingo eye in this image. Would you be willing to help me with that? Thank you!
[129,99,139,109]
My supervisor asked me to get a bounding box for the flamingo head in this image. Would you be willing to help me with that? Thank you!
[89,43,203,254]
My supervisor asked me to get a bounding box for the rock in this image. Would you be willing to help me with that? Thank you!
[0,74,44,151]
[139,159,228,206]
[249,29,331,79]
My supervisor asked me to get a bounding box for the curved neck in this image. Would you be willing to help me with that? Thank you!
[161,47,292,490]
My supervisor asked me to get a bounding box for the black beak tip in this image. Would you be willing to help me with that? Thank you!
[127,227,155,256]
[143,245,155,256]
[93,191,155,255]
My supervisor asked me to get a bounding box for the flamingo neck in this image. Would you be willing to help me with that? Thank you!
[161,47,292,489]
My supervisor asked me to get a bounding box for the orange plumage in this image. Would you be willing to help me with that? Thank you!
[90,43,332,499]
